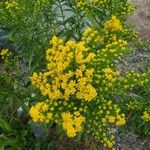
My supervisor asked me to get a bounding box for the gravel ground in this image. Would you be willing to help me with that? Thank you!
[115,131,150,150]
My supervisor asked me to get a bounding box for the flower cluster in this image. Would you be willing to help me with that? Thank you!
[104,16,123,33]
[76,0,88,10]
[93,39,128,68]
[0,49,13,66]
[86,99,126,148]
[82,27,104,47]
[3,0,50,12]
[4,1,19,9]
[29,102,52,123]
[141,111,150,122]
[76,0,136,17]
[29,31,150,148]
[34,0,52,13]
[126,100,143,111]
[121,71,149,90]
[81,15,137,48]
[91,0,107,6]
[62,112,85,137]
[103,16,127,44]
[0,49,12,59]
[30,36,97,101]
[29,34,129,148]
[93,68,120,93]
[102,68,120,82]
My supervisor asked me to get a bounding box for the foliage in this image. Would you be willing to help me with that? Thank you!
[0,0,86,68]
[0,117,27,150]
[121,41,150,137]
[0,49,31,116]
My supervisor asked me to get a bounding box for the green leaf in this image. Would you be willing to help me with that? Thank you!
[0,145,4,150]
[47,141,54,150]
[0,117,12,133]
[0,134,21,150]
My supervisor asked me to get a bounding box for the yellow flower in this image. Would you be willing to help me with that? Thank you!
[29,102,52,123]
[29,106,39,122]
[62,112,85,137]
[107,141,113,148]
[62,112,73,122]
[76,41,87,52]
[47,113,52,120]
[102,118,107,123]
[5,1,19,9]
[76,69,83,77]
[76,52,84,64]
[67,127,76,137]
[142,111,150,122]
[42,103,49,111]
[85,68,94,77]
[84,53,95,62]
[78,77,87,86]
[74,116,85,127]
[31,36,96,102]
[105,74,113,80]
[82,27,104,45]
[74,111,80,116]
[104,16,123,32]
[66,40,76,48]
[108,116,115,123]
[103,68,113,74]
[116,117,126,126]
[0,49,12,59]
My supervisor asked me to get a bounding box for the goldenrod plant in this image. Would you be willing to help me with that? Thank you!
[29,33,149,148]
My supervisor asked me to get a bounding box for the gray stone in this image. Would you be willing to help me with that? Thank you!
[30,122,47,140]
[0,29,10,49]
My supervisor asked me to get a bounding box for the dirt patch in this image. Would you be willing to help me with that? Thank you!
[129,0,150,40]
